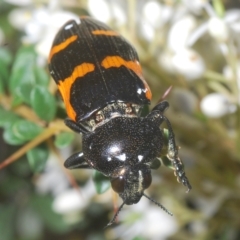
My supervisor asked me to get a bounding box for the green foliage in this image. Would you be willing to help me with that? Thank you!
[93,171,110,194]
[132,237,148,240]
[54,131,75,148]
[30,85,57,121]
[0,48,12,93]
[0,204,16,240]
[27,144,49,172]
[13,119,44,141]
[3,119,43,145]
[0,107,20,129]
[30,195,71,233]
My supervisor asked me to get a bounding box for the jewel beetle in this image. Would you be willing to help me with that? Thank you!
[48,16,192,226]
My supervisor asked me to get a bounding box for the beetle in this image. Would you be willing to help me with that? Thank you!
[48,16,191,226]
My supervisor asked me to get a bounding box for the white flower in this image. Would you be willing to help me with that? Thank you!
[200,93,236,118]
[88,0,126,25]
[36,11,79,58]
[171,48,206,80]
[187,7,240,47]
[158,50,175,74]
[140,1,173,41]
[143,1,163,27]
[208,17,229,42]
[88,0,111,23]
[7,3,79,58]
[182,0,208,15]
[52,180,95,215]
[168,16,197,52]
[36,154,69,196]
[113,197,178,240]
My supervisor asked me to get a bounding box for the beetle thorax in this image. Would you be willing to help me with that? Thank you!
[82,116,163,176]
[83,102,142,131]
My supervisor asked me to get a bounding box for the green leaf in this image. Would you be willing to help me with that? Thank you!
[0,107,20,129]
[34,66,49,87]
[27,145,49,172]
[0,175,28,196]
[132,237,148,240]
[15,83,33,104]
[0,63,9,93]
[93,171,110,194]
[0,47,12,66]
[30,85,57,121]
[11,94,24,108]
[0,48,11,94]
[30,195,70,233]
[3,125,26,145]
[9,45,37,95]
[54,132,75,148]
[12,119,43,141]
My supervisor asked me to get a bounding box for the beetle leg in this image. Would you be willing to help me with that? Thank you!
[151,100,169,113]
[161,114,192,192]
[64,152,91,169]
[64,118,89,134]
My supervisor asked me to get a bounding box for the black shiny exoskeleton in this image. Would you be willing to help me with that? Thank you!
[48,17,192,226]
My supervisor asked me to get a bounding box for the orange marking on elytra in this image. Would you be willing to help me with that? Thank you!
[48,35,78,62]
[92,30,119,36]
[101,56,152,100]
[58,63,95,120]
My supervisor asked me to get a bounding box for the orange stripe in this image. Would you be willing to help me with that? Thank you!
[101,56,152,100]
[58,63,95,120]
[92,30,119,36]
[48,35,78,62]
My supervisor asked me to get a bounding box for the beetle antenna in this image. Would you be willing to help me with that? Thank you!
[105,200,126,228]
[143,193,173,216]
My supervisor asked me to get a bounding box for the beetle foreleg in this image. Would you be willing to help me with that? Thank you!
[151,100,169,113]
[65,118,89,134]
[64,152,91,169]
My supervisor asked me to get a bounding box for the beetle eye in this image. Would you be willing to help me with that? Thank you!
[111,176,125,193]
[142,173,152,189]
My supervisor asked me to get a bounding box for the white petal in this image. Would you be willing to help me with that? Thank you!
[53,189,86,214]
[112,3,126,25]
[158,50,175,73]
[172,48,205,80]
[208,17,229,42]
[36,11,79,58]
[88,0,111,23]
[143,207,178,240]
[139,21,155,41]
[53,181,96,214]
[143,1,162,27]
[200,93,237,118]
[168,16,196,52]
[8,8,32,30]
